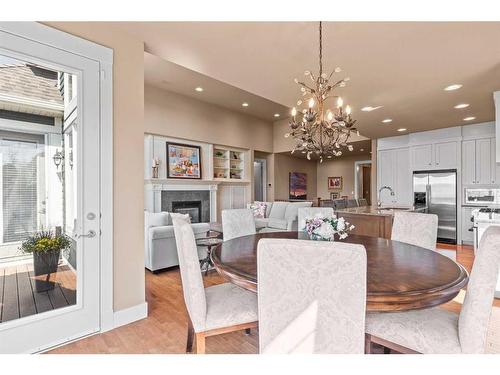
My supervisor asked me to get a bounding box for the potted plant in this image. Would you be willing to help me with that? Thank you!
[20,230,71,292]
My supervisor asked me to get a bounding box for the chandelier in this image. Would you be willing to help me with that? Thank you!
[285,21,358,163]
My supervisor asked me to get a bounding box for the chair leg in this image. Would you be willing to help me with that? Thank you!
[365,334,372,354]
[195,333,206,354]
[186,320,195,353]
[245,328,251,336]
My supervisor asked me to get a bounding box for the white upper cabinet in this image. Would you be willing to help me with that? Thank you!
[411,144,433,170]
[377,148,411,205]
[462,140,476,185]
[462,137,497,185]
[476,138,492,184]
[411,142,459,171]
[434,141,459,169]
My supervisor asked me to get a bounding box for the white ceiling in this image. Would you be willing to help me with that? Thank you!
[118,22,500,139]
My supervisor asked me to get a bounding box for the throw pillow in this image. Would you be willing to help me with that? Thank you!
[250,201,267,218]
[146,211,170,227]
[170,212,192,224]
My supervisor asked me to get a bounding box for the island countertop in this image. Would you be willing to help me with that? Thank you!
[335,205,417,217]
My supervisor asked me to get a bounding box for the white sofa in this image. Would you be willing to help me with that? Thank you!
[247,201,313,232]
[144,211,210,272]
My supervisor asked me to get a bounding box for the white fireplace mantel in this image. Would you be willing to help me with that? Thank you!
[144,179,218,222]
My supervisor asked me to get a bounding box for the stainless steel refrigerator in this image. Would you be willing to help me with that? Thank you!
[413,170,457,244]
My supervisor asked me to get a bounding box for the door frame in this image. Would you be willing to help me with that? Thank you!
[0,22,114,333]
[253,158,267,202]
[354,159,372,200]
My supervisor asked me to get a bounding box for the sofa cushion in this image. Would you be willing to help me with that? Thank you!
[268,202,289,219]
[150,226,175,240]
[249,201,267,218]
[284,202,313,221]
[255,217,270,229]
[146,211,170,228]
[267,218,288,230]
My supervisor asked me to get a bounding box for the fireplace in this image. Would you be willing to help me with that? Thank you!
[161,190,211,223]
[172,200,202,223]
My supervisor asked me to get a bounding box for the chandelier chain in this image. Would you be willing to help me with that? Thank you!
[319,21,323,77]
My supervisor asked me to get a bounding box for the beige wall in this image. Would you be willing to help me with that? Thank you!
[145,85,273,152]
[273,154,317,202]
[46,22,146,312]
[317,154,372,200]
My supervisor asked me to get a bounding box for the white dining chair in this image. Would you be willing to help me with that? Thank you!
[221,208,256,241]
[297,207,335,231]
[257,238,367,354]
[365,225,500,354]
[391,211,438,251]
[171,213,258,354]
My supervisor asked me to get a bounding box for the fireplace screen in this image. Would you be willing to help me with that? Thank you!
[172,200,202,223]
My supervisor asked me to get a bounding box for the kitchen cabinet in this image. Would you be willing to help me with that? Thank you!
[462,137,497,185]
[411,144,433,170]
[435,141,459,169]
[377,148,411,205]
[461,207,475,245]
[411,141,459,170]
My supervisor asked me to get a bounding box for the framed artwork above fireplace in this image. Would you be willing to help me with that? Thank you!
[166,142,202,179]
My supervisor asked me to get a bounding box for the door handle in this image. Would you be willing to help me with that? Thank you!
[77,230,96,238]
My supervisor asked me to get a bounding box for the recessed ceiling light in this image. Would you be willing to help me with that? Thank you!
[242,102,249,107]
[463,116,476,121]
[274,113,280,118]
[381,119,393,123]
[360,148,364,152]
[397,128,407,132]
[444,84,462,91]
[361,106,383,112]
[195,87,204,92]
[454,103,469,109]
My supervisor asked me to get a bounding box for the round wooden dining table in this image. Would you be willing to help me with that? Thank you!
[211,231,469,312]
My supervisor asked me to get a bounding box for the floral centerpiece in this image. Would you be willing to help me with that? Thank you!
[304,215,355,241]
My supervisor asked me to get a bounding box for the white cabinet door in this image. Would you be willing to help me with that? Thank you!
[476,138,492,185]
[435,141,458,169]
[462,140,476,185]
[378,150,395,189]
[461,207,475,244]
[394,148,412,205]
[491,138,500,185]
[411,144,433,170]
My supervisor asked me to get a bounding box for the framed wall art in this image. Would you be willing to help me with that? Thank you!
[289,172,307,200]
[328,176,343,190]
[166,142,202,179]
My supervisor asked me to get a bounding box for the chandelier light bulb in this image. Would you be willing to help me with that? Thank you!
[327,111,334,121]
[291,107,297,117]
[308,98,315,108]
[346,105,352,115]
[337,97,343,108]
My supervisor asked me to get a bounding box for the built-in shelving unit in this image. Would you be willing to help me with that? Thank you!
[213,146,246,181]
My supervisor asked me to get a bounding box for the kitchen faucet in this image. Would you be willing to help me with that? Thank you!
[378,185,395,207]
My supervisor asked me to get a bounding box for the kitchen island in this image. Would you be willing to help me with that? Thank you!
[335,206,416,239]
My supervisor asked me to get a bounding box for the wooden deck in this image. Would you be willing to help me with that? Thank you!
[0,261,76,323]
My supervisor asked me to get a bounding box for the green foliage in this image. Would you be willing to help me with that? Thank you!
[20,230,71,254]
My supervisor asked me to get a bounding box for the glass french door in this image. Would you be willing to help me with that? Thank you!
[0,28,100,353]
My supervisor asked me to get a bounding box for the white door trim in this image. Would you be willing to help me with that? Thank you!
[0,22,115,333]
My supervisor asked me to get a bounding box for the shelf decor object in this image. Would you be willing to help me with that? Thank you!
[212,146,245,181]
[166,142,202,179]
[285,22,359,163]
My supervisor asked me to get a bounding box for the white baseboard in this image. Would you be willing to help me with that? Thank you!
[111,302,148,330]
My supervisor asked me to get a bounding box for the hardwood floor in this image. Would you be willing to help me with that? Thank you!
[49,243,499,354]
[0,261,76,323]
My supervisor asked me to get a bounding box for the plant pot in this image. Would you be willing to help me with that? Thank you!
[33,250,61,292]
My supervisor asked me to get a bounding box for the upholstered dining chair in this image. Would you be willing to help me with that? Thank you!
[297,207,335,231]
[365,225,500,354]
[346,199,359,208]
[391,211,438,251]
[171,214,258,354]
[332,199,347,210]
[357,198,368,206]
[222,208,256,241]
[257,238,367,354]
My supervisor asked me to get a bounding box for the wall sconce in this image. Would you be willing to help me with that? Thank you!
[53,149,64,169]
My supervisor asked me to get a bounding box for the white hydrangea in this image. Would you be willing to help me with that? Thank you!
[336,217,346,231]
[314,222,336,240]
